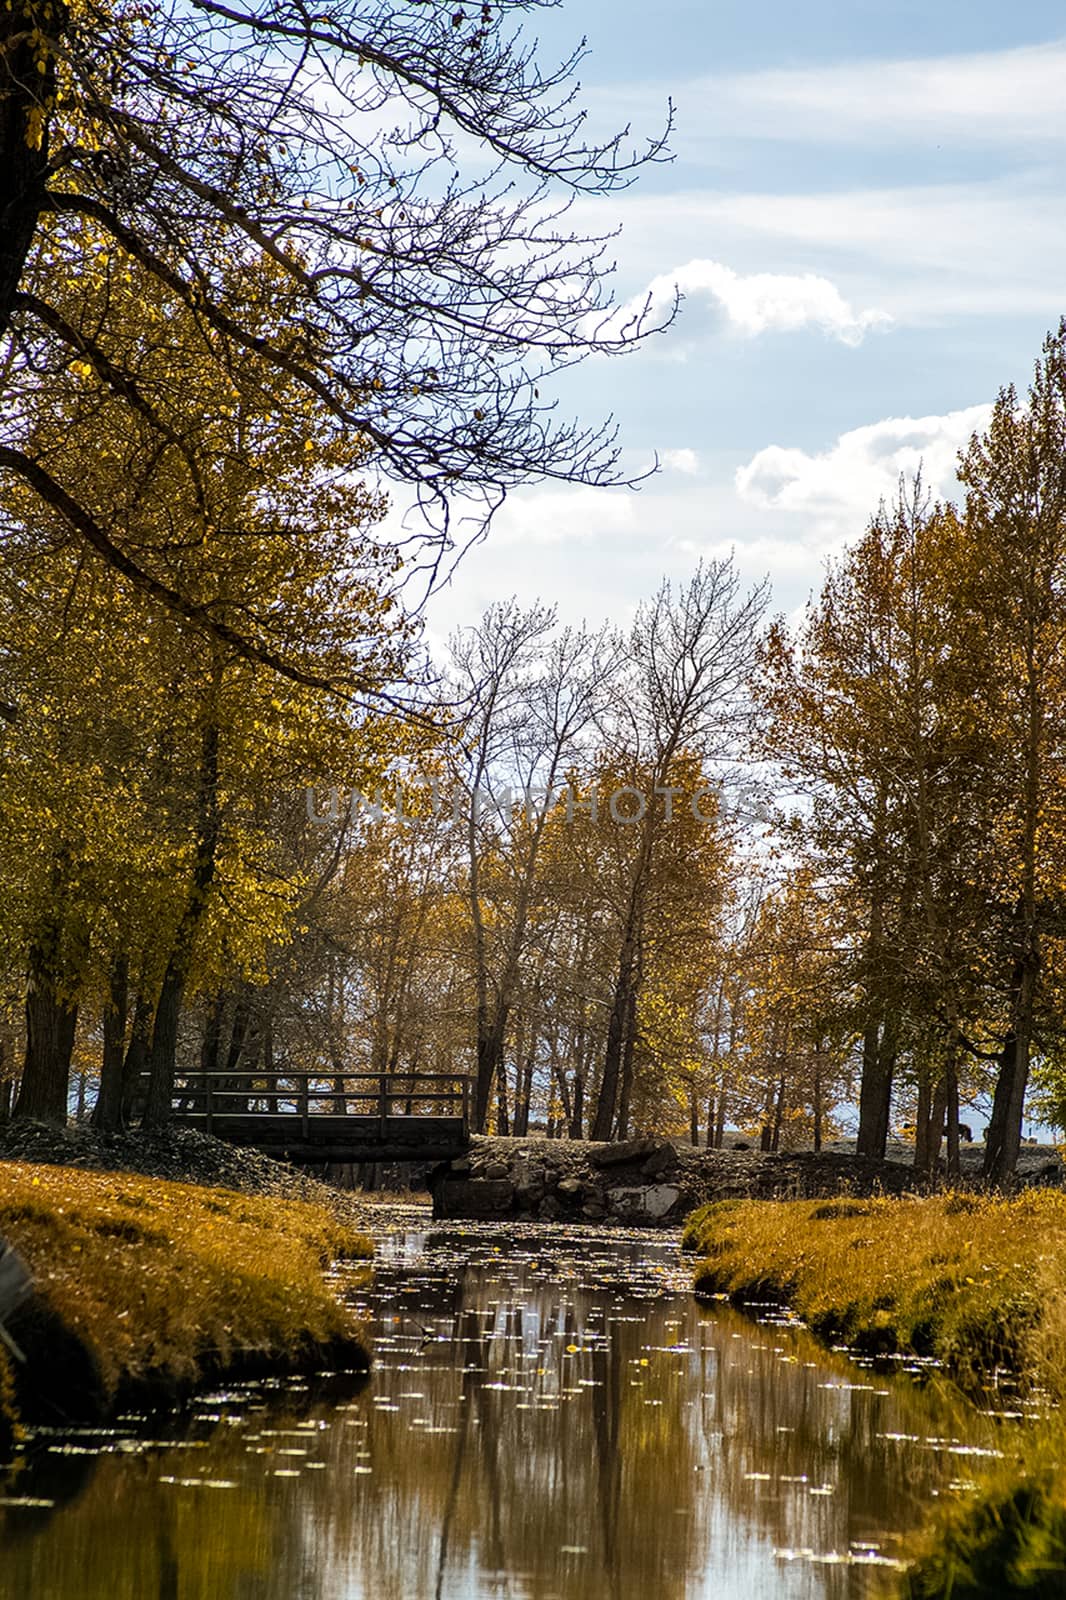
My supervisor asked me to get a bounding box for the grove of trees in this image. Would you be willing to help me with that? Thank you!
[3,2,1065,1183]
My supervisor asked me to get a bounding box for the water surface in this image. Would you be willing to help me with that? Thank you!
[0,1219,1004,1599]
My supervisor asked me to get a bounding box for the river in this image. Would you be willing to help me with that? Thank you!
[0,1218,1005,1600]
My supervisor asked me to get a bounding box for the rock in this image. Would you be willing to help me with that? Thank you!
[589,1138,659,1168]
[606,1187,647,1220]
[484,1160,510,1180]
[437,1179,513,1217]
[449,1156,472,1176]
[556,1176,582,1197]
[644,1184,681,1220]
[642,1144,678,1178]
[581,1200,607,1220]
[539,1194,562,1219]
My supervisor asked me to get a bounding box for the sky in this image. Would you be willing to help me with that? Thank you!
[419,0,1066,642]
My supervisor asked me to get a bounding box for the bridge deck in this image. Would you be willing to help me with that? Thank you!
[151,1070,472,1165]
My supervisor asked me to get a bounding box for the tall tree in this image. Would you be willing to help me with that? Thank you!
[448,603,614,1130]
[590,560,765,1139]
[1,0,672,675]
[959,326,1066,1182]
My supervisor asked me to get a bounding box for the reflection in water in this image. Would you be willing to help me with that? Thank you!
[0,1223,1003,1600]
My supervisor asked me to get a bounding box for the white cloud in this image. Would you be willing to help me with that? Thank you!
[661,447,702,475]
[589,41,1066,152]
[735,404,993,536]
[711,41,1066,148]
[573,175,1066,325]
[604,258,891,346]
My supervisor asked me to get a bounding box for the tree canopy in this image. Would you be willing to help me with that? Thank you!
[2,0,671,674]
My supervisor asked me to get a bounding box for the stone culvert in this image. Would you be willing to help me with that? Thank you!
[428,1136,920,1227]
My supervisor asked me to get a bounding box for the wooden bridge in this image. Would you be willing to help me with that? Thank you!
[159,1070,472,1164]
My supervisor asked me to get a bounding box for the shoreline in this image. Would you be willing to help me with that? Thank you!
[685,1192,1066,1595]
[0,1156,373,1461]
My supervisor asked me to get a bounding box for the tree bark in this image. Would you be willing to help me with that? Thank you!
[495,1051,510,1136]
[0,5,58,341]
[926,1073,949,1180]
[121,991,154,1122]
[92,953,129,1131]
[771,1073,786,1152]
[614,987,638,1140]
[913,1075,932,1177]
[983,951,1038,1186]
[144,703,221,1128]
[856,1021,894,1159]
[15,927,79,1124]
[944,1053,961,1183]
[592,932,637,1141]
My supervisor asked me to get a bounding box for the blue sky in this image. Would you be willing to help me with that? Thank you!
[423,1,1066,638]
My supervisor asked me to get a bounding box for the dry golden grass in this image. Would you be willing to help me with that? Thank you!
[686,1190,1066,1394]
[0,1160,372,1438]
[687,1191,1066,1596]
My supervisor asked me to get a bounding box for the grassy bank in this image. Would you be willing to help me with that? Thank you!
[686,1190,1066,1597]
[0,1160,372,1452]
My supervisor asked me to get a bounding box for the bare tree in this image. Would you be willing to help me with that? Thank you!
[1,0,672,681]
[590,560,767,1140]
[449,601,615,1129]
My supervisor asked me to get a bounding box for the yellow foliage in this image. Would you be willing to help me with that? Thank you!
[0,1161,371,1419]
[687,1190,1066,1397]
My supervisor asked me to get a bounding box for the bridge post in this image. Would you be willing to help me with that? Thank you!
[300,1078,309,1140]
[205,1073,215,1136]
[378,1074,388,1137]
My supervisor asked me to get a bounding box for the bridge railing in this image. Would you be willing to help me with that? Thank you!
[149,1070,472,1139]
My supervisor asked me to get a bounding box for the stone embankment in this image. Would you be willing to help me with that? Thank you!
[428,1136,927,1226]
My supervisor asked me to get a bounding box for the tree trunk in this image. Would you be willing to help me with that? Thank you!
[121,991,154,1122]
[0,1034,11,1119]
[15,931,78,1124]
[569,1050,585,1141]
[926,1073,949,1180]
[201,992,224,1075]
[592,937,636,1141]
[614,988,638,1140]
[0,7,56,341]
[771,1073,786,1152]
[913,1075,932,1176]
[92,953,129,1131]
[513,1027,535,1138]
[711,1079,728,1149]
[983,953,1038,1186]
[495,1049,510,1136]
[474,1009,508,1133]
[856,1021,894,1159]
[144,961,186,1128]
[144,706,221,1129]
[944,1054,961,1182]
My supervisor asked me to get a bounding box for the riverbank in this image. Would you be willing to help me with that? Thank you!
[429,1134,929,1225]
[0,1118,371,1220]
[686,1191,1066,1596]
[0,1160,372,1458]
